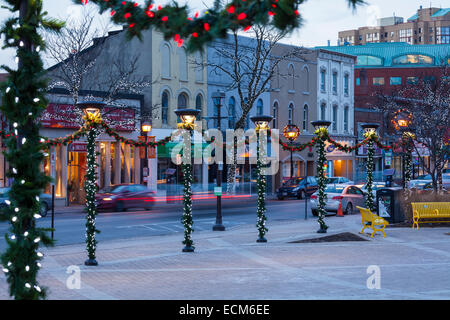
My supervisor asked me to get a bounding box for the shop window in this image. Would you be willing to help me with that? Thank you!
[390,77,402,85]
[372,77,385,86]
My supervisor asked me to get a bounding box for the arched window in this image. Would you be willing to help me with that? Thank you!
[228,97,236,128]
[195,94,203,112]
[303,104,308,131]
[161,91,169,125]
[392,54,433,65]
[344,106,349,132]
[288,64,295,91]
[320,103,327,121]
[332,105,338,132]
[161,44,171,78]
[257,99,264,116]
[272,101,278,129]
[302,66,310,92]
[179,48,188,81]
[288,103,294,124]
[178,93,188,109]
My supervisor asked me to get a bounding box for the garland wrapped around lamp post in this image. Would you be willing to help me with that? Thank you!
[175,108,200,252]
[251,115,273,243]
[77,101,106,266]
[361,123,380,211]
[311,120,332,233]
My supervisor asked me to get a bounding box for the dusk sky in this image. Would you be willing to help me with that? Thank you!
[0,0,445,68]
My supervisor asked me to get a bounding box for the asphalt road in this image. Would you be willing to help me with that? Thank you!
[0,197,315,250]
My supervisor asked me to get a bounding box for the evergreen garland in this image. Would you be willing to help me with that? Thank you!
[0,0,63,300]
[181,162,194,251]
[365,139,375,211]
[256,131,268,242]
[315,128,328,233]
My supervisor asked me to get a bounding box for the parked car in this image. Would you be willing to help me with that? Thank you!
[0,187,51,217]
[326,177,353,185]
[276,176,318,200]
[96,184,155,212]
[416,181,450,195]
[409,173,450,190]
[310,184,366,216]
[358,181,400,199]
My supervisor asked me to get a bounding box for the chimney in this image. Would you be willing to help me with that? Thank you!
[328,40,331,47]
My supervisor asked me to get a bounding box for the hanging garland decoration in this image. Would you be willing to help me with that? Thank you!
[279,137,319,152]
[256,129,268,242]
[75,0,364,52]
[315,128,328,233]
[0,0,64,300]
[363,130,378,211]
[41,123,93,149]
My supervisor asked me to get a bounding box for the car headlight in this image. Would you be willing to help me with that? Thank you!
[292,186,300,192]
[103,197,113,201]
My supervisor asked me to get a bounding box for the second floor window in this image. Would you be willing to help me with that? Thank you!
[332,105,338,132]
[288,104,294,124]
[320,103,326,121]
[303,105,308,131]
[344,74,349,95]
[161,91,169,125]
[332,72,338,94]
[320,69,326,91]
[344,106,349,132]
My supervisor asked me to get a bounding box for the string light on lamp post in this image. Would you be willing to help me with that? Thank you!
[395,114,415,190]
[361,123,379,211]
[175,108,200,252]
[283,124,300,179]
[251,115,273,243]
[77,101,106,266]
[311,120,332,234]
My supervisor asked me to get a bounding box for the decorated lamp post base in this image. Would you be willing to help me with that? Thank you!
[181,162,195,253]
[85,259,98,266]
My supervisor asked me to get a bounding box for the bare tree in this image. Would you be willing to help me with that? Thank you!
[44,8,152,127]
[374,65,450,193]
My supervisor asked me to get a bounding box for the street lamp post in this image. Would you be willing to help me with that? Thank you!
[175,108,200,252]
[283,124,300,179]
[251,115,273,243]
[361,123,379,211]
[212,91,226,231]
[311,120,331,234]
[395,115,414,189]
[141,121,152,186]
[77,101,106,266]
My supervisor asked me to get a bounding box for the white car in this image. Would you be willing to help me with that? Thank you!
[310,184,366,216]
[326,177,354,185]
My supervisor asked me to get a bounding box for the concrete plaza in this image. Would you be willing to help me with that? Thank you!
[1,214,450,300]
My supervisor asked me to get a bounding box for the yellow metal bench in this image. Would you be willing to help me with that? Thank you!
[411,202,450,230]
[357,206,389,238]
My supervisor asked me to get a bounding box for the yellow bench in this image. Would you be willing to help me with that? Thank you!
[357,206,389,238]
[411,202,450,230]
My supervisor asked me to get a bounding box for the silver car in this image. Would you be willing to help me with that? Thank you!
[310,184,366,216]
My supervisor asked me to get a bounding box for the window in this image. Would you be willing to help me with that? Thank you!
[161,91,169,124]
[303,105,308,131]
[272,102,278,129]
[437,26,450,44]
[195,94,203,112]
[393,54,433,65]
[320,69,326,91]
[356,55,383,66]
[288,103,294,124]
[161,44,171,78]
[256,99,264,116]
[320,103,327,121]
[356,77,361,86]
[288,65,295,91]
[228,97,236,128]
[332,105,338,132]
[407,76,418,85]
[344,74,349,95]
[344,106,349,132]
[390,77,402,85]
[373,77,385,85]
[399,29,413,44]
[303,66,310,92]
[179,47,188,81]
[177,93,188,109]
[332,71,338,94]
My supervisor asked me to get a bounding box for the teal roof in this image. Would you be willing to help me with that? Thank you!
[432,8,450,17]
[316,42,450,68]
[407,13,418,21]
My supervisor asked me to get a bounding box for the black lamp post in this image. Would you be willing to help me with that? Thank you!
[283,124,300,179]
[141,121,152,186]
[174,108,200,252]
[77,101,106,266]
[311,120,331,233]
[212,91,226,231]
[361,123,380,211]
[251,115,273,243]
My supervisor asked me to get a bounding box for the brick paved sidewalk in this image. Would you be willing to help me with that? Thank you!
[1,215,450,300]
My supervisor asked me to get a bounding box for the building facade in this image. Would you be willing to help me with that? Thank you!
[339,6,450,46]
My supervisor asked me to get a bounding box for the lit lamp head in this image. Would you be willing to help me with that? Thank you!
[212,91,225,107]
[175,108,200,127]
[141,121,152,134]
[311,120,332,131]
[395,114,415,139]
[361,123,379,136]
[251,115,273,131]
[283,124,300,142]
[76,101,106,118]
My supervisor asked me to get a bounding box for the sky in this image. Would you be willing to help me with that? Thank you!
[0,0,446,68]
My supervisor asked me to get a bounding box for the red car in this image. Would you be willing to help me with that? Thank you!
[96,184,155,212]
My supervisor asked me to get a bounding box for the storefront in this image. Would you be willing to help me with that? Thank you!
[325,138,355,180]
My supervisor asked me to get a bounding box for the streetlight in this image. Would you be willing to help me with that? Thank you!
[361,123,380,211]
[212,91,226,231]
[141,120,152,186]
[174,108,200,252]
[283,124,300,179]
[76,101,106,266]
[311,120,331,234]
[251,114,273,243]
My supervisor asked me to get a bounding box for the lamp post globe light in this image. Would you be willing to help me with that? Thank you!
[76,101,106,266]
[211,91,226,231]
[141,121,152,186]
[283,124,300,179]
[361,123,380,211]
[251,115,273,243]
[174,108,200,252]
[311,120,331,234]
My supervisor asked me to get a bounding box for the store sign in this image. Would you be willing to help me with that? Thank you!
[41,104,135,131]
[69,143,87,153]
[325,140,354,157]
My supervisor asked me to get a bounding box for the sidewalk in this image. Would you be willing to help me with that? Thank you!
[1,214,450,300]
